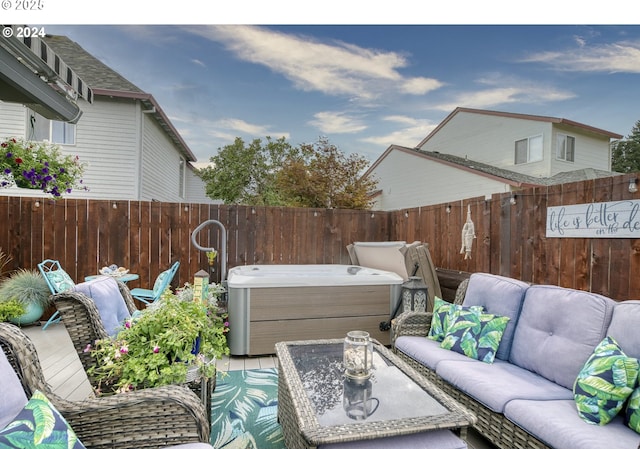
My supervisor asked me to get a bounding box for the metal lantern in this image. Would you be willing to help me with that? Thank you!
[401,276,429,313]
[343,330,373,383]
[192,269,209,303]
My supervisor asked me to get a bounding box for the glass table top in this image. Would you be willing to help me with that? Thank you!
[287,342,448,427]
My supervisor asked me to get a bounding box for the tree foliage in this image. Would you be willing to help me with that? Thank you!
[611,120,640,173]
[197,136,377,209]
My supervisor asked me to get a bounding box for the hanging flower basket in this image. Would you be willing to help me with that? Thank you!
[1,137,87,198]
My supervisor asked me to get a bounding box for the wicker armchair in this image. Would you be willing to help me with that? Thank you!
[0,322,211,449]
[52,283,213,423]
[53,280,137,385]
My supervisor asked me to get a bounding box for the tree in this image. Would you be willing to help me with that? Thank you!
[197,136,378,209]
[276,137,377,209]
[197,136,298,205]
[611,120,640,173]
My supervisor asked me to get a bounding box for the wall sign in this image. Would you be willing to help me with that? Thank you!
[546,199,640,238]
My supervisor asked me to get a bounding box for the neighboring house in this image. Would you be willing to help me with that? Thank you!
[367,107,623,210]
[0,33,217,204]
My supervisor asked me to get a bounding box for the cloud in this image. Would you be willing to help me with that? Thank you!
[521,39,640,74]
[360,115,437,148]
[400,77,445,95]
[188,25,443,100]
[191,58,206,67]
[432,73,575,111]
[309,111,367,134]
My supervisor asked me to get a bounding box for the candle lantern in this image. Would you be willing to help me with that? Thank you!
[401,276,429,313]
[343,330,373,383]
[192,269,209,302]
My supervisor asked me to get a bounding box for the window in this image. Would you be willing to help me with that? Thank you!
[27,110,76,144]
[556,134,575,162]
[514,135,543,164]
[179,157,186,198]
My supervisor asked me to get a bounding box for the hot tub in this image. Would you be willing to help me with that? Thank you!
[226,264,403,355]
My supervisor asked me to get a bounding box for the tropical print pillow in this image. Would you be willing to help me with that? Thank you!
[574,336,639,425]
[625,385,640,433]
[440,308,510,363]
[45,269,75,293]
[427,297,484,342]
[0,389,86,448]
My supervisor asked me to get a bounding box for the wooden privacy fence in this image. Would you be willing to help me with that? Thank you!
[0,198,390,289]
[389,173,640,301]
[0,172,638,301]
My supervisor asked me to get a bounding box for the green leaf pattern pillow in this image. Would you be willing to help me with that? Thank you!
[440,308,510,364]
[427,297,483,342]
[0,389,86,448]
[625,384,640,433]
[573,336,639,426]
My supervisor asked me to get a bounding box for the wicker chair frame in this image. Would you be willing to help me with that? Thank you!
[0,322,211,449]
[52,281,213,422]
[392,278,553,449]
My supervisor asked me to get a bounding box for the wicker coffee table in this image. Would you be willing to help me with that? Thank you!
[275,338,476,448]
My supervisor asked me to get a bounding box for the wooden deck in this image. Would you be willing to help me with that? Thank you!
[21,322,495,449]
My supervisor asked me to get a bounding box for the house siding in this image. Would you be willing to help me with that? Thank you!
[70,97,139,200]
[550,124,612,173]
[419,111,611,179]
[185,166,220,204]
[0,102,27,137]
[372,149,511,211]
[140,113,181,202]
[419,111,553,178]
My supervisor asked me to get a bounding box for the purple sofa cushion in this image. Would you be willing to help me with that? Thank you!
[436,358,573,413]
[461,273,529,360]
[510,285,616,390]
[505,399,640,449]
[0,350,28,429]
[608,300,640,360]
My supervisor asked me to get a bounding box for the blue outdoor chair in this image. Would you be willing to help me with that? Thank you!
[130,261,180,305]
[37,259,76,330]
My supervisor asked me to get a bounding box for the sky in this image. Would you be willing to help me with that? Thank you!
[7,6,640,167]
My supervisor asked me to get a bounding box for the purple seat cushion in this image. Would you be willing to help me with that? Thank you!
[436,358,573,413]
[395,336,478,372]
[504,399,640,449]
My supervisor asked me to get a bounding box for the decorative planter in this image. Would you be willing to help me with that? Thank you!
[9,302,44,326]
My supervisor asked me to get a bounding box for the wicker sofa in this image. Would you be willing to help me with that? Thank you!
[392,273,640,449]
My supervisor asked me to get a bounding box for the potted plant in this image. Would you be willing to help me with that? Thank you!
[0,299,25,322]
[0,248,24,322]
[88,283,230,394]
[0,137,87,198]
[0,269,53,325]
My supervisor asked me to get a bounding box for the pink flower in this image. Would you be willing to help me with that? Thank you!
[125,320,131,329]
[83,344,92,353]
[120,345,129,354]
[153,345,160,353]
